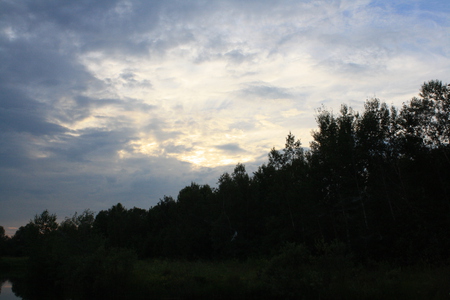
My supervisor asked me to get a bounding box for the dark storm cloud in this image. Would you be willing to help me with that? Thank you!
[1,0,164,55]
[0,25,107,133]
[44,128,137,163]
[0,35,94,91]
[0,0,172,231]
[1,6,156,133]
[0,87,67,136]
[0,133,33,169]
[0,108,67,136]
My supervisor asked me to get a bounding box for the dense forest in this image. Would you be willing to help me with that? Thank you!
[1,80,449,299]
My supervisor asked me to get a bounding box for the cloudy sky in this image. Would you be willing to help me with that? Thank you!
[1,0,449,235]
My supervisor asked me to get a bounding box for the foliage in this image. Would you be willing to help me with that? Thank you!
[262,241,353,299]
[0,226,8,256]
[63,247,137,299]
[128,258,270,299]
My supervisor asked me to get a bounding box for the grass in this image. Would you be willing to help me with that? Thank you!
[128,258,270,299]
[0,256,28,279]
[2,255,449,299]
[125,258,450,300]
[335,262,450,300]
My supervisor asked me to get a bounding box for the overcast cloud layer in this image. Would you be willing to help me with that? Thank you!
[1,0,449,235]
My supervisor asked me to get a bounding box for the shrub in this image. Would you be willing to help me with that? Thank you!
[262,243,324,299]
[64,247,137,299]
[262,241,354,299]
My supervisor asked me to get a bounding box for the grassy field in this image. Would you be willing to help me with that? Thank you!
[126,259,450,300]
[327,262,450,300]
[128,258,270,299]
[1,255,449,299]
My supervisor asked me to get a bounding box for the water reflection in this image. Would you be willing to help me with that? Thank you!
[0,280,21,300]
[0,278,63,300]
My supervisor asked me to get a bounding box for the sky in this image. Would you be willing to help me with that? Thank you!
[1,0,449,236]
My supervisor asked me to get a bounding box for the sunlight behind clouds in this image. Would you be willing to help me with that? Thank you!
[77,41,298,168]
[1,0,449,231]
[63,0,450,171]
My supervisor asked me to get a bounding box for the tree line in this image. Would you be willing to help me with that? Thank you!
[1,80,449,265]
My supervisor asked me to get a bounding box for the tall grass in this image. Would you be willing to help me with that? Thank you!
[126,258,450,300]
[129,258,270,299]
[2,255,449,299]
[333,262,450,300]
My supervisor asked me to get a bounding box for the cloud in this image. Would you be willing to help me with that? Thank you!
[237,83,293,101]
[1,0,163,55]
[0,108,67,136]
[0,87,67,136]
[215,143,247,154]
[120,72,153,88]
[44,128,136,162]
[0,0,449,234]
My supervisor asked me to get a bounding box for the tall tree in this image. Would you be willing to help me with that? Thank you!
[401,80,450,150]
[0,226,7,255]
[31,210,58,235]
[309,105,361,246]
[174,183,215,258]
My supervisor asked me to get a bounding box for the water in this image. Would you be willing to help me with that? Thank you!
[0,281,21,300]
[0,279,63,300]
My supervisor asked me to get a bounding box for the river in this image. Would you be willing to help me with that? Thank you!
[0,279,62,300]
[0,280,20,300]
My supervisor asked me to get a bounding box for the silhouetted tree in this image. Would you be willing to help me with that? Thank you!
[0,226,7,255]
[31,209,58,235]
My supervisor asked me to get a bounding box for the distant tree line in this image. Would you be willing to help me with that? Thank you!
[1,80,449,266]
